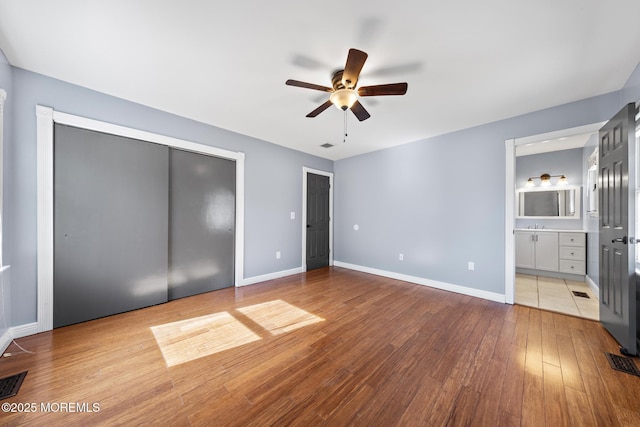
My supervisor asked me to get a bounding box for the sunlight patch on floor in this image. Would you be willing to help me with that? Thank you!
[151,311,261,367]
[236,299,325,335]
[151,300,324,367]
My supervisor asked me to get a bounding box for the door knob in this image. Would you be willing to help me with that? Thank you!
[612,236,628,244]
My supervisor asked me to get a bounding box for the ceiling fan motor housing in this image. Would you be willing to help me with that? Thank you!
[331,70,348,90]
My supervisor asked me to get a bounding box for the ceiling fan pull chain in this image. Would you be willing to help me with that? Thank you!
[343,110,348,143]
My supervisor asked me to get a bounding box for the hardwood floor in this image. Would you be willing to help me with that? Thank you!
[1,267,639,426]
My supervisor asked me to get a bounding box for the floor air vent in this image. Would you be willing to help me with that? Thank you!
[605,353,640,377]
[572,291,590,299]
[0,371,27,400]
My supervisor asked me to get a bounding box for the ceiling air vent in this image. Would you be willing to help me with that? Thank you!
[320,143,334,148]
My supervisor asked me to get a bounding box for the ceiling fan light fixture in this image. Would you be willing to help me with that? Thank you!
[286,48,406,121]
[330,89,357,111]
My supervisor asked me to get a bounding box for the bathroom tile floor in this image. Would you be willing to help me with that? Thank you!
[515,273,599,320]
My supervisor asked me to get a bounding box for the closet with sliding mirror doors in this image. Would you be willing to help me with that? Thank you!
[53,124,236,328]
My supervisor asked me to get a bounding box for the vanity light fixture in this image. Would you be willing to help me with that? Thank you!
[525,173,568,187]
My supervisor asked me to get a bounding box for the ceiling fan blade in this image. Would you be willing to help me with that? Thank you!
[358,83,408,97]
[350,100,371,121]
[286,79,333,92]
[342,49,368,89]
[306,100,333,118]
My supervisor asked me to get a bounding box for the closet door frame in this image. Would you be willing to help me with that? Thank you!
[36,105,245,332]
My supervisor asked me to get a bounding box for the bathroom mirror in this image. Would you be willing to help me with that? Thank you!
[516,186,581,218]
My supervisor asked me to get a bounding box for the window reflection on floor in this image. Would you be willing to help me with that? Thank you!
[237,300,324,335]
[151,311,261,367]
[150,300,324,367]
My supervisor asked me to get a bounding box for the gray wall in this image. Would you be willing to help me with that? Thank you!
[334,91,625,295]
[8,67,332,326]
[0,49,11,338]
[515,148,584,230]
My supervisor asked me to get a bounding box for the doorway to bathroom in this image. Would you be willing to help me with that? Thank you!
[505,122,604,320]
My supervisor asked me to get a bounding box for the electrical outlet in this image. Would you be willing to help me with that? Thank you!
[290,211,295,219]
[399,253,404,261]
[276,251,281,259]
[468,261,475,271]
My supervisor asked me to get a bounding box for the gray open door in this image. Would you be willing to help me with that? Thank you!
[599,103,638,356]
[306,173,330,270]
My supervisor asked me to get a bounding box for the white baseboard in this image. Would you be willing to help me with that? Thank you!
[0,329,11,354]
[240,267,304,287]
[0,323,38,354]
[334,261,506,303]
[586,275,600,300]
[12,322,38,339]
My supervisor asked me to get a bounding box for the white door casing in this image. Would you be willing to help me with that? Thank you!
[36,106,245,332]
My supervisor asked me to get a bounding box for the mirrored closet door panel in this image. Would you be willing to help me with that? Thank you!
[168,148,235,300]
[54,124,169,328]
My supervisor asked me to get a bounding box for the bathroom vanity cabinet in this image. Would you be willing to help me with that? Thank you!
[558,232,586,275]
[515,230,586,276]
[515,231,559,271]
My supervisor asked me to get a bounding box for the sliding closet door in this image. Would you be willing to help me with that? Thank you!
[54,124,169,328]
[169,149,235,299]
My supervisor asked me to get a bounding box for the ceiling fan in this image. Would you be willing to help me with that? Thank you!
[285,48,408,122]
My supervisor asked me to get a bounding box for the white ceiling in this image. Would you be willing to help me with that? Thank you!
[1,1,639,161]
